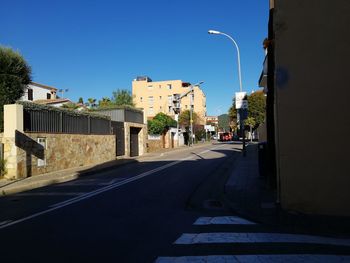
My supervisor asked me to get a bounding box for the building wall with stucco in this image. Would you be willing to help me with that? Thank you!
[132,78,206,124]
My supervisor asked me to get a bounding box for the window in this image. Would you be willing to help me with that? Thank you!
[148,96,154,106]
[159,96,162,100]
[185,105,188,109]
[148,107,154,115]
[47,93,51,99]
[148,85,153,90]
[167,95,172,105]
[28,89,33,101]
[168,106,172,113]
[167,84,172,90]
[140,97,143,102]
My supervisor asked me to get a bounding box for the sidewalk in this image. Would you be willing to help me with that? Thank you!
[224,142,277,225]
[0,142,212,197]
[224,143,350,236]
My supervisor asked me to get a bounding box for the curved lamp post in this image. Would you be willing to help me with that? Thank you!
[208,30,242,93]
[208,29,246,155]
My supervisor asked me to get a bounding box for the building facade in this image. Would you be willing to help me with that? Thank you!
[20,82,57,102]
[260,0,350,216]
[132,76,206,124]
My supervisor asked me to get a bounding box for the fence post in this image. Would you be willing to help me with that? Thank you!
[3,104,24,179]
[88,116,91,134]
[60,112,63,133]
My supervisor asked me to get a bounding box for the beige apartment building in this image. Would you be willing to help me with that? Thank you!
[132,76,206,124]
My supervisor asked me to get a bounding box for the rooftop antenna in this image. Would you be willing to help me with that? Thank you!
[58,89,69,98]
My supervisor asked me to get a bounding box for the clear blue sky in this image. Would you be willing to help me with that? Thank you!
[1,0,268,116]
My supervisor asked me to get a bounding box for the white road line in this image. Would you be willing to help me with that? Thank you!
[97,178,126,185]
[0,147,221,230]
[155,255,350,263]
[15,192,85,196]
[174,232,350,247]
[0,220,12,226]
[194,216,256,225]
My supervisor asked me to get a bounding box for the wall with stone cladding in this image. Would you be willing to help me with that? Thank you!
[146,139,163,153]
[15,133,115,178]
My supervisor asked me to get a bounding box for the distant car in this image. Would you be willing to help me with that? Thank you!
[218,132,232,141]
[212,135,218,140]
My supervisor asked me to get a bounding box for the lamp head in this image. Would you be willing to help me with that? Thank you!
[208,30,221,35]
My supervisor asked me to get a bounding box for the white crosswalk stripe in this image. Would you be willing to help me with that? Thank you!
[174,232,350,246]
[154,215,350,263]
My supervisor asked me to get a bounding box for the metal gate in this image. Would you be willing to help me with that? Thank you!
[112,121,125,156]
[130,127,141,157]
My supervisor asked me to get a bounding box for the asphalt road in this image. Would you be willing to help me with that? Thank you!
[0,142,241,263]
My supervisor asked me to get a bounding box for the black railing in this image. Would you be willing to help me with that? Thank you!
[23,108,111,135]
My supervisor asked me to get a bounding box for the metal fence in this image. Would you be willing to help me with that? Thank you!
[23,108,112,135]
[97,108,144,124]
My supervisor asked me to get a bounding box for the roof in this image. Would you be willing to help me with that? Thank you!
[29,82,58,91]
[34,98,71,105]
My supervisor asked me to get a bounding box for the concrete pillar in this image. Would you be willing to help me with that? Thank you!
[3,104,23,179]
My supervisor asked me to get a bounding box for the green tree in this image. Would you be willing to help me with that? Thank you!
[247,91,266,128]
[178,110,199,128]
[98,97,113,108]
[112,89,134,106]
[78,97,84,104]
[0,46,32,131]
[218,114,230,132]
[228,103,238,131]
[147,112,177,135]
[244,117,256,142]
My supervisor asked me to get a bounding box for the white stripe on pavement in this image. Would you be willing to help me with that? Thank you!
[194,216,256,225]
[174,232,350,247]
[155,255,350,263]
[15,192,86,196]
[0,145,224,230]
[0,220,12,226]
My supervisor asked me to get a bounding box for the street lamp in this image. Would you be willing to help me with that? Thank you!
[208,29,246,155]
[208,30,242,93]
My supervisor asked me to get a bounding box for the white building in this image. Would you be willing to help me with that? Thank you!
[19,82,72,107]
[20,82,58,102]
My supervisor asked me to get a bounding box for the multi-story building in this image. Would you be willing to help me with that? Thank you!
[259,0,350,216]
[132,76,206,124]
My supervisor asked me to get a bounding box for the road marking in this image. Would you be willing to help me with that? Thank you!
[155,255,350,263]
[194,216,256,225]
[97,178,126,185]
[0,220,12,226]
[15,192,85,196]
[0,146,224,230]
[174,232,350,246]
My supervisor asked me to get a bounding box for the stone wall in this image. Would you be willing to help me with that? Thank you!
[147,139,163,153]
[13,132,115,179]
